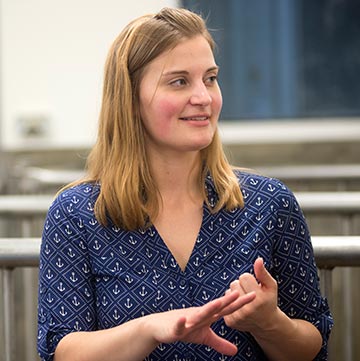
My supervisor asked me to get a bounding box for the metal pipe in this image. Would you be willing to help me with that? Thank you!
[0,238,40,267]
[0,195,52,216]
[257,164,360,181]
[2,269,15,361]
[311,236,360,268]
[1,192,360,216]
[296,192,360,213]
[2,236,360,268]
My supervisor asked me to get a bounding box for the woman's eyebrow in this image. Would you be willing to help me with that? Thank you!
[162,66,219,77]
[162,70,189,77]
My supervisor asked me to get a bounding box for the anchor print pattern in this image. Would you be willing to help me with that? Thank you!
[37,171,333,361]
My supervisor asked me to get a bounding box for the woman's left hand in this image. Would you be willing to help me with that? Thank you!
[224,257,280,334]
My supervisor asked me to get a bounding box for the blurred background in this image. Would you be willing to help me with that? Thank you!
[0,0,359,360]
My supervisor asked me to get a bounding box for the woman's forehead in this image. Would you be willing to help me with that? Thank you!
[145,36,216,76]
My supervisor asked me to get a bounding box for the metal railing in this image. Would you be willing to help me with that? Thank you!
[0,192,360,361]
[1,191,360,216]
[255,164,360,192]
[12,164,360,193]
[1,236,360,361]
[258,164,360,181]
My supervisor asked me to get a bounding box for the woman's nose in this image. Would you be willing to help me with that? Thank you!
[190,84,212,106]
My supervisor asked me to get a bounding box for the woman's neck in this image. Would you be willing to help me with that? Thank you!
[149,150,203,202]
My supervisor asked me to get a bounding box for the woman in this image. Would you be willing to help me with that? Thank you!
[37,7,333,361]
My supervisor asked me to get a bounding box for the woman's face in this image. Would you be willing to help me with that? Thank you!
[139,35,222,156]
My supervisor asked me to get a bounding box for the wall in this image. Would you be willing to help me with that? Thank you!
[0,0,179,150]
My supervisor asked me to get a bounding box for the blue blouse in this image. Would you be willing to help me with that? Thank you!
[37,171,333,360]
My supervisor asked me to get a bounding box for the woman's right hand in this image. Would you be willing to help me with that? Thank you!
[146,289,256,356]
[54,289,256,361]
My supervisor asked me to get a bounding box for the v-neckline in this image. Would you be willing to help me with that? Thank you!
[149,202,206,273]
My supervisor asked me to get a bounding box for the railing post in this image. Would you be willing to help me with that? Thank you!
[342,216,353,361]
[319,268,334,361]
[319,268,333,310]
[2,268,15,361]
[21,219,39,361]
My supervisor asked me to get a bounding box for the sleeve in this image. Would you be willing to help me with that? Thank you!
[271,182,334,361]
[37,190,97,361]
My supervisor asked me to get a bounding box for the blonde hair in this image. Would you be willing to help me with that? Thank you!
[71,7,243,230]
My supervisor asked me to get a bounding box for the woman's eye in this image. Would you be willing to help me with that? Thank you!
[170,78,187,87]
[205,75,218,85]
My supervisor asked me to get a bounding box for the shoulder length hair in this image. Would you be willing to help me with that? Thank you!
[73,7,243,230]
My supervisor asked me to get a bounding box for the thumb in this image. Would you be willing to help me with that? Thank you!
[254,258,276,290]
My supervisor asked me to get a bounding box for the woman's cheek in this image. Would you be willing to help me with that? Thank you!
[212,89,223,116]
[154,97,183,130]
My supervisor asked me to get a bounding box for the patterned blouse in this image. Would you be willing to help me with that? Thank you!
[37,171,333,360]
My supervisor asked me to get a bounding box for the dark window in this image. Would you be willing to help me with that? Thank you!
[182,0,360,120]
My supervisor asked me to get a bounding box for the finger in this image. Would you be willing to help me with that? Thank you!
[187,291,240,326]
[189,290,256,328]
[254,257,276,290]
[210,289,240,311]
[219,291,255,316]
[204,329,238,356]
[239,272,259,293]
[229,280,241,292]
[229,279,248,298]
[173,316,187,336]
